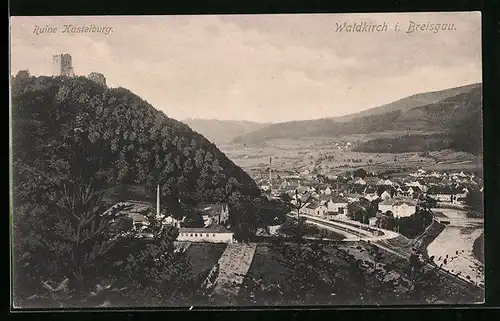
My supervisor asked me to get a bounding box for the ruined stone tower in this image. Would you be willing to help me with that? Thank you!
[88,72,107,87]
[53,53,74,77]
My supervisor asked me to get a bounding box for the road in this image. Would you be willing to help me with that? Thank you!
[289,213,399,242]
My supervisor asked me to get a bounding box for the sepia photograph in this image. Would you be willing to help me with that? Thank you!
[9,12,484,308]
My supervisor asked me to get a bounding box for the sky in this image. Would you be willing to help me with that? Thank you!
[10,12,482,123]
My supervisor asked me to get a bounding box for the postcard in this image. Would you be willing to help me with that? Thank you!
[9,12,483,309]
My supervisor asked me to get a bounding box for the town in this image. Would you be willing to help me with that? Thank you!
[11,10,485,307]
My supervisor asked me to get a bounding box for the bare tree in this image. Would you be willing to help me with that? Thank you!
[292,189,313,220]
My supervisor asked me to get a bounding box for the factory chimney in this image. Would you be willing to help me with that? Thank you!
[269,157,272,194]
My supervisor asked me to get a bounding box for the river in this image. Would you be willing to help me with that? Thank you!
[427,208,484,287]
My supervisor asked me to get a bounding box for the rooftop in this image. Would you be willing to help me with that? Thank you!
[379,197,417,206]
[179,226,233,234]
[195,203,228,216]
[329,196,351,203]
[306,200,322,209]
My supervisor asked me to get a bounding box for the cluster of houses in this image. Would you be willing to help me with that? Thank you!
[108,168,480,242]
[262,168,481,223]
[112,190,235,244]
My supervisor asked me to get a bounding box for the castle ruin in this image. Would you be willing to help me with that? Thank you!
[88,72,107,87]
[53,53,74,77]
[51,53,107,87]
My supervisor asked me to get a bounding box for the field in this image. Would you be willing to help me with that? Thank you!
[219,138,481,176]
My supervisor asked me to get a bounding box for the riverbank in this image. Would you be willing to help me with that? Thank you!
[472,232,484,264]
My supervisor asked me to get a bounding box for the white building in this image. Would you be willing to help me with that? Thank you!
[326,197,349,219]
[164,215,183,228]
[380,190,392,200]
[364,193,379,202]
[196,203,230,226]
[378,198,417,218]
[354,178,367,185]
[368,217,378,227]
[305,201,328,217]
[177,226,234,243]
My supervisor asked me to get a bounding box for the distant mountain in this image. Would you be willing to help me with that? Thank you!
[333,83,481,122]
[353,85,483,155]
[182,118,270,145]
[231,83,482,155]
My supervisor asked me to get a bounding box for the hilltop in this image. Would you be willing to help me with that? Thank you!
[10,74,278,238]
[182,118,270,145]
[333,83,481,123]
[231,83,482,155]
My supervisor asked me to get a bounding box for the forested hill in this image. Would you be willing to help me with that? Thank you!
[231,83,482,155]
[11,75,262,214]
[353,85,483,155]
[332,83,481,123]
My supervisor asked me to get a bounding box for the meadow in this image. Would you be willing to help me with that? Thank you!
[219,137,481,176]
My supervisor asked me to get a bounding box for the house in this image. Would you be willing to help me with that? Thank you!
[129,213,148,230]
[354,178,367,185]
[380,190,392,200]
[260,185,270,192]
[111,201,153,231]
[346,193,364,203]
[430,172,442,178]
[196,203,230,226]
[455,187,469,199]
[323,186,332,195]
[364,193,379,202]
[177,226,234,243]
[426,186,458,203]
[363,185,376,194]
[318,194,332,203]
[368,217,378,227]
[405,186,422,198]
[326,196,350,219]
[280,180,290,189]
[164,215,183,228]
[304,201,328,217]
[378,197,417,218]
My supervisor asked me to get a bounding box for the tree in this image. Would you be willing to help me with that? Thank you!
[16,177,136,308]
[347,198,377,224]
[464,189,483,215]
[113,207,194,307]
[279,193,292,203]
[353,168,367,178]
[182,211,204,228]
